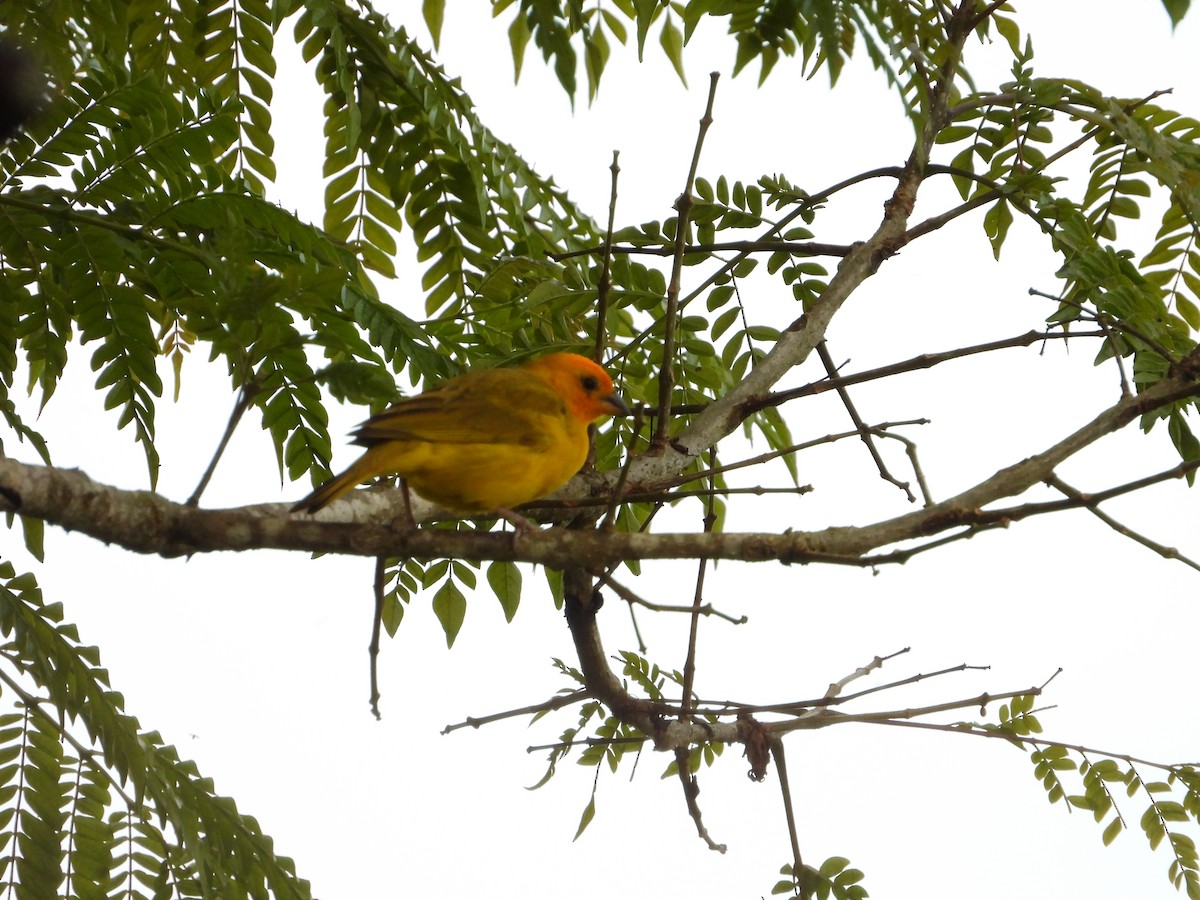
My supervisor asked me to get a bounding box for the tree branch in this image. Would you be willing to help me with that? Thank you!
[1,348,1197,565]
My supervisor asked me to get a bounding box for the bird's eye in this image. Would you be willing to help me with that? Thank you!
[580,375,599,392]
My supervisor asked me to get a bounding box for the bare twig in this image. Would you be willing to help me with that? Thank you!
[655,72,720,448]
[674,747,727,853]
[526,735,647,754]
[773,687,1042,734]
[886,430,935,506]
[876,718,1200,772]
[817,342,915,502]
[858,457,1200,568]
[597,572,747,625]
[659,420,927,491]
[594,150,620,363]
[1047,475,1200,572]
[821,648,909,701]
[625,596,647,653]
[680,460,717,717]
[1028,288,1180,371]
[601,404,644,531]
[702,658,990,717]
[770,736,806,899]
[441,689,589,735]
[549,239,853,262]
[187,380,260,506]
[369,556,386,720]
[746,329,1104,416]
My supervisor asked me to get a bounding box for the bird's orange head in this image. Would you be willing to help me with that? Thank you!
[523,352,630,424]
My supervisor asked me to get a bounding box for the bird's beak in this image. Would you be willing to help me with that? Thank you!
[603,393,632,417]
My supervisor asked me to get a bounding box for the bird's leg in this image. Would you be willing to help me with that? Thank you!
[386,478,416,534]
[496,507,540,534]
[401,479,416,529]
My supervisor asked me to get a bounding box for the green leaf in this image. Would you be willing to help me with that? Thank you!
[487,561,522,623]
[21,516,44,563]
[1157,800,1190,822]
[573,794,596,841]
[819,856,849,878]
[380,592,405,637]
[1162,0,1191,27]
[1176,294,1200,330]
[1108,196,1141,219]
[508,13,531,82]
[432,579,467,647]
[633,0,657,58]
[1103,817,1124,846]
[983,199,1013,259]
[659,16,686,86]
[545,568,564,610]
[936,125,977,144]
[423,0,445,48]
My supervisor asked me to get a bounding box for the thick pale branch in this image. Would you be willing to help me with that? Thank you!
[1,350,1197,564]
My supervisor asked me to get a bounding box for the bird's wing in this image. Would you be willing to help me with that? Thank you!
[351,369,567,449]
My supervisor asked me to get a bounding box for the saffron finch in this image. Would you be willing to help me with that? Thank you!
[291,352,629,515]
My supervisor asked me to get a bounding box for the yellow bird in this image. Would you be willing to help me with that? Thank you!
[291,352,629,515]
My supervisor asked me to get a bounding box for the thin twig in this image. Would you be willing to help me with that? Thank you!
[887,430,935,506]
[441,689,589,735]
[187,380,260,506]
[526,735,647,754]
[856,458,1200,568]
[1047,475,1200,572]
[655,72,720,448]
[770,736,806,899]
[625,596,647,653]
[601,404,644,531]
[549,239,853,261]
[659,420,929,490]
[1029,288,1180,372]
[593,150,620,363]
[674,747,726,853]
[369,556,386,720]
[627,484,813,502]
[1029,290,1136,377]
[597,572,747,625]
[817,342,915,502]
[702,659,992,716]
[680,457,717,717]
[821,648,909,701]
[874,718,1200,772]
[769,687,1041,733]
[746,329,1104,416]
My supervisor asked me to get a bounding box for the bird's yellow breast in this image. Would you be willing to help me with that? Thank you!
[359,412,589,513]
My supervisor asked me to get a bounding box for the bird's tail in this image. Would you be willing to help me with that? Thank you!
[290,460,374,514]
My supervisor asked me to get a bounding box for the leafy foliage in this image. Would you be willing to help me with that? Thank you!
[0,560,310,898]
[775,857,869,900]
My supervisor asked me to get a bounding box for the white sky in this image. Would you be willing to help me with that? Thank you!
[8,3,1200,898]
